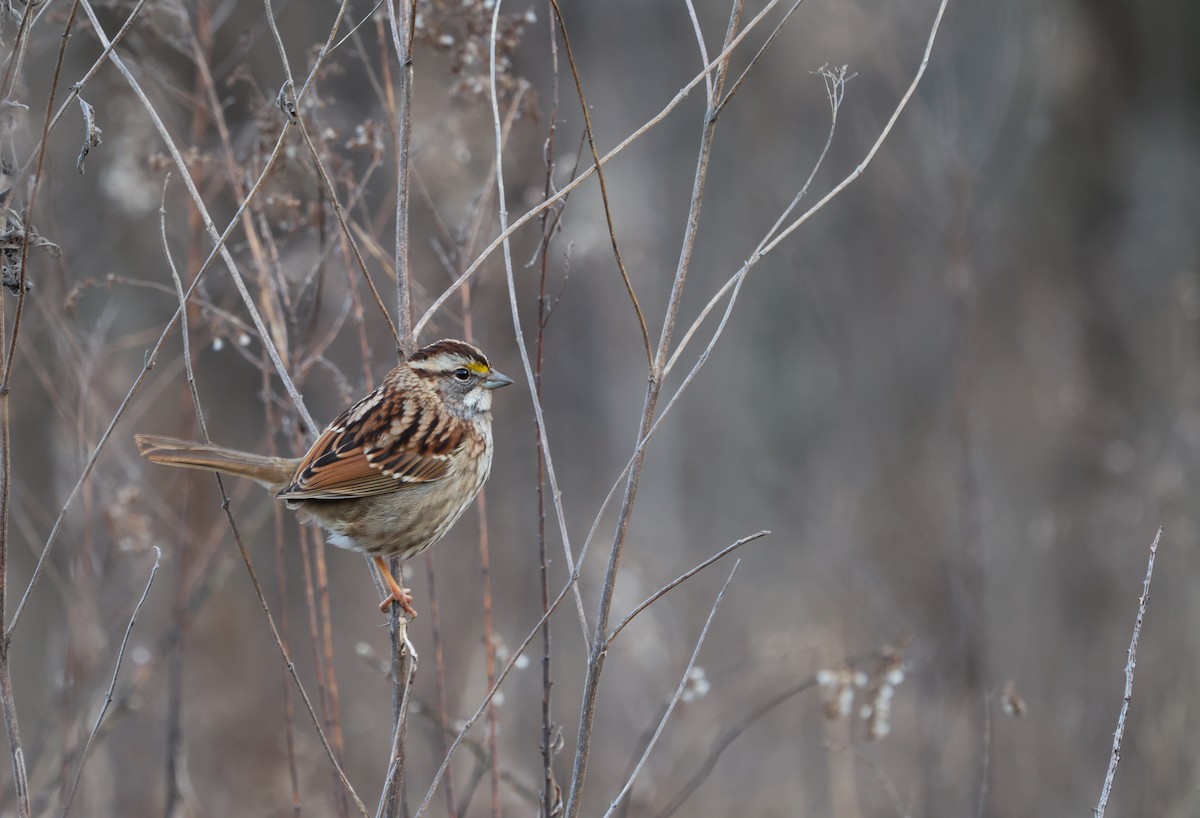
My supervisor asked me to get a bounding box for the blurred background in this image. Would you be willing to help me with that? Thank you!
[2,0,1198,814]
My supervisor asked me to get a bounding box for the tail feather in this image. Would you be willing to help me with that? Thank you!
[135,434,297,490]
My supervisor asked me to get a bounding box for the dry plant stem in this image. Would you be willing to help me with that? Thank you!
[831,744,910,818]
[314,530,352,818]
[423,553,459,818]
[0,6,82,815]
[713,0,806,119]
[376,630,418,818]
[485,4,591,645]
[60,547,161,815]
[387,0,418,352]
[77,0,322,432]
[292,108,400,346]
[651,650,882,818]
[17,0,149,176]
[602,563,740,817]
[547,0,652,369]
[607,531,768,643]
[8,0,354,638]
[474,491,502,818]
[536,6,561,810]
[267,417,303,816]
[663,65,846,378]
[4,0,80,386]
[414,568,582,817]
[412,0,788,339]
[683,0,714,100]
[160,183,368,817]
[1094,526,1162,817]
[0,1,34,98]
[381,4,419,809]
[564,3,742,812]
[461,292,503,818]
[736,0,950,262]
[975,687,991,818]
[260,0,399,346]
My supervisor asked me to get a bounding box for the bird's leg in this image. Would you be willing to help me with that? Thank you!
[374,556,418,619]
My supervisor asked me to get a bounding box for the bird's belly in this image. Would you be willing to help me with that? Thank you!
[288,476,480,561]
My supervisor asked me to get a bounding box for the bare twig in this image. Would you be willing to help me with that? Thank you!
[61,547,161,815]
[486,2,591,647]
[564,5,744,812]
[547,0,652,369]
[601,562,740,817]
[77,0,320,435]
[8,0,354,640]
[1094,526,1162,817]
[411,0,788,340]
[158,175,369,817]
[414,564,584,817]
[651,649,886,818]
[535,5,562,811]
[423,553,459,818]
[386,0,418,353]
[607,531,768,643]
[376,631,418,818]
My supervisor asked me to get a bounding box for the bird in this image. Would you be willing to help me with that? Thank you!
[135,339,512,618]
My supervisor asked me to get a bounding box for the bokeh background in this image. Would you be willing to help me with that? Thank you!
[2,0,1198,815]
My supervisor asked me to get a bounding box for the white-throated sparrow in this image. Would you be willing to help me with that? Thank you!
[136,339,512,617]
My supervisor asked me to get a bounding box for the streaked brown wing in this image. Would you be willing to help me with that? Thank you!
[277,378,465,500]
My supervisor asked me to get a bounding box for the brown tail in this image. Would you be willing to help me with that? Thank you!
[135,434,298,491]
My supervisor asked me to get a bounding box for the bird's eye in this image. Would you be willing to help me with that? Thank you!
[453,367,471,382]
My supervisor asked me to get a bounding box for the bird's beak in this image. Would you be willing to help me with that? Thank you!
[483,370,514,389]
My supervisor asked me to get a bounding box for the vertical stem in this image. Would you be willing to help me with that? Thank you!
[563,6,742,815]
[423,553,458,818]
[383,3,420,809]
[475,492,502,818]
[388,0,418,353]
[536,7,561,813]
[265,372,303,815]
[315,533,350,818]
[0,379,28,818]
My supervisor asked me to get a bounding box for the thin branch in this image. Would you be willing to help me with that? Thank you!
[61,546,161,815]
[564,5,743,812]
[414,562,584,817]
[601,562,740,817]
[158,174,369,818]
[547,0,652,369]
[744,0,950,260]
[8,0,354,639]
[386,0,418,353]
[536,4,561,812]
[1094,526,1162,817]
[423,553,458,818]
[484,11,590,641]
[651,649,885,818]
[376,631,418,818]
[77,0,320,435]
[607,531,768,643]
[3,0,81,387]
[411,0,788,341]
[713,0,806,119]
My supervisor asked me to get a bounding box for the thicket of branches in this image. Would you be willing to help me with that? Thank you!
[0,0,1188,815]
